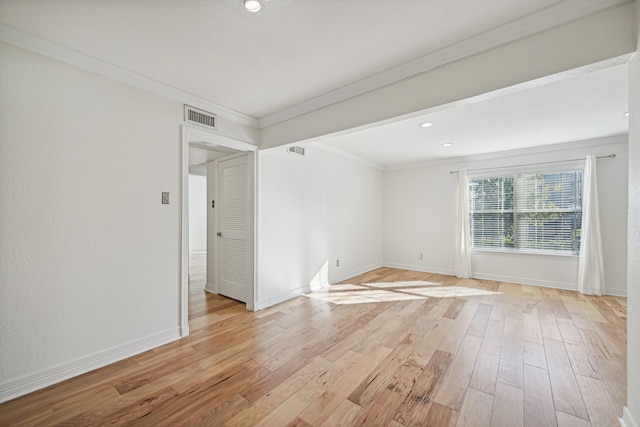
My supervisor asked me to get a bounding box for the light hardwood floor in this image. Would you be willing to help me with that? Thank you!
[0,268,626,426]
[189,250,207,290]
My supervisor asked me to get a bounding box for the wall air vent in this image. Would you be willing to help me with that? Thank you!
[287,146,305,156]
[184,105,217,130]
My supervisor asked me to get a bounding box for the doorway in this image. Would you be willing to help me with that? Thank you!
[180,125,257,337]
[187,171,207,291]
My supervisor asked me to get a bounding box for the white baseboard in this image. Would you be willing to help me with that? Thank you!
[620,407,639,427]
[180,324,190,338]
[256,284,311,311]
[332,262,384,283]
[254,263,384,310]
[381,264,627,296]
[204,283,217,294]
[383,262,454,276]
[605,288,628,297]
[472,272,627,297]
[471,272,577,291]
[0,327,180,404]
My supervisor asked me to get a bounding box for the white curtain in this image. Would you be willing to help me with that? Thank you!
[578,155,605,295]
[455,169,471,278]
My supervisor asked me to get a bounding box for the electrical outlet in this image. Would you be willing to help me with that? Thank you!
[336,259,340,267]
[418,252,423,260]
[162,192,170,204]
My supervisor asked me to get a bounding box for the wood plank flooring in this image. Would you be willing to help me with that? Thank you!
[0,267,626,426]
[189,250,206,290]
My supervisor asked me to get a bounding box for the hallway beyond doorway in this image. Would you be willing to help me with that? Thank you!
[189,250,206,291]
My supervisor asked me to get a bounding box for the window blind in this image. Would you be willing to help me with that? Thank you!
[468,169,583,254]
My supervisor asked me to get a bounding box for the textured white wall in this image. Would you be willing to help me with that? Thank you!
[625,2,639,424]
[0,42,183,397]
[257,146,383,308]
[384,138,628,296]
[188,174,207,252]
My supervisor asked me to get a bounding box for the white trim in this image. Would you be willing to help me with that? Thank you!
[256,285,312,311]
[331,263,385,284]
[251,150,260,312]
[183,126,257,152]
[255,263,385,310]
[204,283,217,294]
[620,407,639,427]
[0,24,258,129]
[451,134,627,166]
[1,0,627,131]
[246,151,257,311]
[259,0,630,127]
[605,288,628,297]
[470,248,580,259]
[466,272,622,296]
[287,56,630,159]
[311,142,384,171]
[0,328,180,404]
[471,272,577,291]
[181,125,257,321]
[180,128,190,337]
[381,263,628,296]
[386,134,629,172]
[383,262,455,276]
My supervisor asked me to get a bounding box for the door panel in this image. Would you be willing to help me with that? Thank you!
[216,155,248,302]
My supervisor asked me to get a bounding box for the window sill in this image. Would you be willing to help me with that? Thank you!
[470,248,579,258]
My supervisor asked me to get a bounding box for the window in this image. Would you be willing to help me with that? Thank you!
[468,169,583,254]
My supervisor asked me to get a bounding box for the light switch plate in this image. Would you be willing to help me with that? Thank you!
[162,192,170,204]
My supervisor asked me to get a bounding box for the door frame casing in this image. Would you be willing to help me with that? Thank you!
[180,125,257,337]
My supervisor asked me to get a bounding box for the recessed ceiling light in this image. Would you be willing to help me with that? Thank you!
[243,0,262,13]
[624,112,630,117]
[441,142,453,147]
[420,122,433,128]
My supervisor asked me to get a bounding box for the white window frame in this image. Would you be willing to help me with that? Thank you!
[468,163,583,256]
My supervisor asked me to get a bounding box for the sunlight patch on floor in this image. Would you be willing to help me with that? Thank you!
[305,281,500,305]
[405,286,500,298]
[363,280,442,288]
[305,289,425,305]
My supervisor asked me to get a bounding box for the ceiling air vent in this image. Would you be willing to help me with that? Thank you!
[184,105,217,130]
[287,146,305,156]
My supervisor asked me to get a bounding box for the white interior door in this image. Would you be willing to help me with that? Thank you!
[216,154,249,302]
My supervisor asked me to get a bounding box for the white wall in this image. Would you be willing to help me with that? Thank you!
[188,174,207,252]
[257,146,384,309]
[0,42,183,402]
[384,137,628,296]
[624,2,639,425]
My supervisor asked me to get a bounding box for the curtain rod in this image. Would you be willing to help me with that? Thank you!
[449,154,615,174]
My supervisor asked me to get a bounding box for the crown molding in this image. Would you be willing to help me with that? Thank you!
[385,134,628,172]
[259,0,631,128]
[1,0,630,132]
[0,24,259,129]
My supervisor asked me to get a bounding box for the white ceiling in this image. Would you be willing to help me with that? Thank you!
[0,0,631,167]
[188,144,241,175]
[189,146,230,167]
[318,64,629,168]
